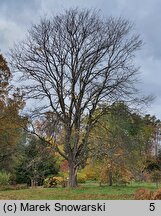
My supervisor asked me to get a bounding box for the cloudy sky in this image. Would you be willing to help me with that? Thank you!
[0,0,161,118]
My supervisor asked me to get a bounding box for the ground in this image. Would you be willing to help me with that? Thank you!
[0,182,160,200]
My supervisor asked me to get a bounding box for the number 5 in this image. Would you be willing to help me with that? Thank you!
[149,203,155,211]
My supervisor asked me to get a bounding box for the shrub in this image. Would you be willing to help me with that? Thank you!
[43,176,65,188]
[81,165,97,181]
[134,188,152,200]
[152,189,161,200]
[0,172,11,186]
[114,167,133,185]
[134,188,161,200]
[77,173,86,183]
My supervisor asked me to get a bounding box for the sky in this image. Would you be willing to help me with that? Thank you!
[0,0,161,119]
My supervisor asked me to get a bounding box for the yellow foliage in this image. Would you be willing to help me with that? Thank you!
[80,164,98,181]
[77,173,86,183]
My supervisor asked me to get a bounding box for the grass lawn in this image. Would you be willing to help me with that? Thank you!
[0,182,160,200]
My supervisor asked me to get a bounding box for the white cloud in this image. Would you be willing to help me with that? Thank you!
[0,19,26,53]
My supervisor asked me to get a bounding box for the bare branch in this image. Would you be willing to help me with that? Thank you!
[9,8,147,187]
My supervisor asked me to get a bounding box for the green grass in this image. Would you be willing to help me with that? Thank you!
[0,182,160,200]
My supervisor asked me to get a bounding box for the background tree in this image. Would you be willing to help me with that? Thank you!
[10,8,146,187]
[90,103,155,185]
[143,149,161,188]
[0,54,27,172]
[15,135,59,186]
[0,54,11,100]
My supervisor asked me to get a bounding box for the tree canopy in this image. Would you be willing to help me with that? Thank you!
[10,8,149,187]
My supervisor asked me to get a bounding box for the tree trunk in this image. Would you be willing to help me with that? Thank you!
[31,178,36,187]
[109,169,113,186]
[68,162,77,187]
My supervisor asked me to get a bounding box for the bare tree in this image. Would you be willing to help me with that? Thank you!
[10,8,144,187]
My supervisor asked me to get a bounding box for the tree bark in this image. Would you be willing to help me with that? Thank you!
[68,161,77,187]
[109,169,113,186]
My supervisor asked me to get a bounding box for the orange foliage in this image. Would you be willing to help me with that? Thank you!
[60,160,69,172]
[134,188,161,200]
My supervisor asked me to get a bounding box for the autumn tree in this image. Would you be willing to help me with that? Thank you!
[10,8,146,187]
[90,103,155,185]
[0,54,26,172]
[0,54,11,100]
